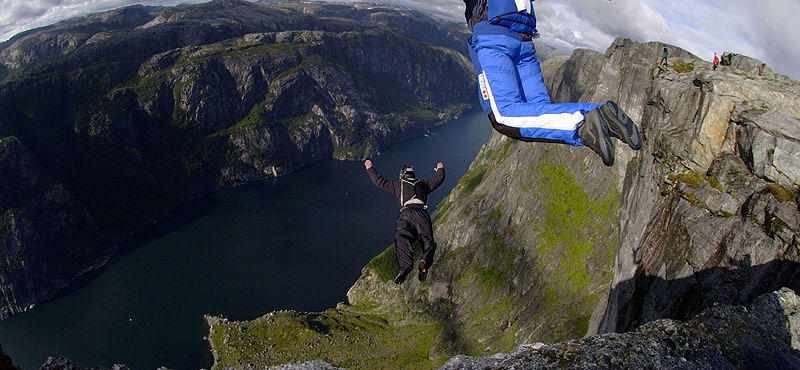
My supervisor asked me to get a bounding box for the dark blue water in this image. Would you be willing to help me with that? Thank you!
[0,111,491,370]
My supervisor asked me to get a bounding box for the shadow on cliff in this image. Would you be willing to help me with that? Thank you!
[601,256,800,337]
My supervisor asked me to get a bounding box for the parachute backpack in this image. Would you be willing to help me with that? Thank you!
[488,0,539,37]
[399,165,428,209]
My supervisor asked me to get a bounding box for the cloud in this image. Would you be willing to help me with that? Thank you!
[743,0,800,79]
[529,0,800,80]
[1,0,76,40]
[0,0,207,41]
[0,1,52,37]
[389,0,464,21]
[1,0,799,79]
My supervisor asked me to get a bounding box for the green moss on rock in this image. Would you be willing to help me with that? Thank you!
[276,53,324,80]
[207,308,443,370]
[763,183,798,203]
[458,164,488,194]
[668,171,723,192]
[364,244,399,283]
[532,163,618,340]
[673,61,695,73]
[363,242,425,283]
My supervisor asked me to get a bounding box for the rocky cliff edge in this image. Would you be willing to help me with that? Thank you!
[208,37,799,370]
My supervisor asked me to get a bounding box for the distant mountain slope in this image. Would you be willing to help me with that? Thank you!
[0,0,476,320]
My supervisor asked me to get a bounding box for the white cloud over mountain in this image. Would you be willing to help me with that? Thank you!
[1,0,798,80]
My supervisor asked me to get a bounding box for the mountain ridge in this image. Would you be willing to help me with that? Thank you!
[0,0,476,320]
[1,2,798,370]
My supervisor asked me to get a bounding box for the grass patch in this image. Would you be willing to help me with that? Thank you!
[276,53,325,80]
[132,69,172,106]
[281,112,324,132]
[673,61,695,73]
[364,244,398,282]
[363,242,424,283]
[451,222,524,352]
[208,308,443,370]
[458,164,488,194]
[464,296,518,352]
[209,94,278,139]
[667,170,731,209]
[432,197,452,225]
[458,264,509,296]
[333,136,376,159]
[531,163,619,339]
[668,170,723,192]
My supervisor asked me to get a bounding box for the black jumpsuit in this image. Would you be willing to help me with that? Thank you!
[366,166,446,272]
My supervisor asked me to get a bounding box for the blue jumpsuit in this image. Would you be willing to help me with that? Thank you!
[467,0,600,146]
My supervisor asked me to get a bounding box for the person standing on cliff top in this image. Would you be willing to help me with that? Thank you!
[713,52,720,70]
[463,0,642,166]
[364,159,445,284]
[661,47,669,65]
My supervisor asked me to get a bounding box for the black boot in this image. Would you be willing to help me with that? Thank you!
[600,100,642,150]
[394,268,412,284]
[578,108,615,166]
[418,262,428,282]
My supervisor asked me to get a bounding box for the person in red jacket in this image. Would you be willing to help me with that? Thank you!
[365,159,446,284]
[713,52,720,70]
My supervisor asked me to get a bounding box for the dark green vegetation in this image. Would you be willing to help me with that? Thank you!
[207,309,444,370]
[364,244,402,283]
[0,0,476,320]
[672,61,695,73]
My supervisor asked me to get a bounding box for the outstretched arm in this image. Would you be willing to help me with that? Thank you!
[426,162,446,191]
[365,159,399,196]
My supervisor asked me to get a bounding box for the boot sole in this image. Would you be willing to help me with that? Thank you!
[580,109,615,166]
[394,269,411,284]
[601,101,642,150]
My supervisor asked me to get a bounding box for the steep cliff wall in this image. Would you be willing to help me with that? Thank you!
[0,137,107,318]
[595,39,800,334]
[208,38,799,369]
[0,0,476,319]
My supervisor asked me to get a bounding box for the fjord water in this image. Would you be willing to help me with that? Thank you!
[0,111,491,370]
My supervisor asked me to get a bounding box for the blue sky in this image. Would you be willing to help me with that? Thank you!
[1,0,799,80]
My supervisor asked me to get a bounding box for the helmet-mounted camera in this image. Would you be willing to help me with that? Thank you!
[399,165,415,179]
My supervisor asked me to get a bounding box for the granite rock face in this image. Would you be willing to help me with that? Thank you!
[595,38,800,334]
[0,0,475,320]
[438,288,800,370]
[0,137,107,319]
